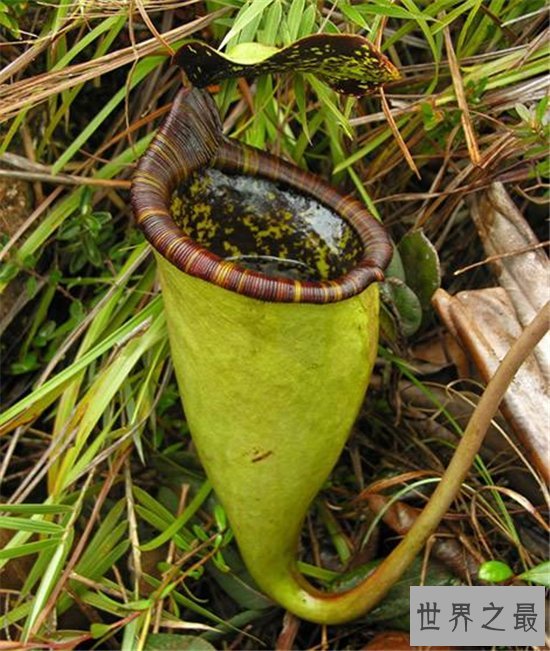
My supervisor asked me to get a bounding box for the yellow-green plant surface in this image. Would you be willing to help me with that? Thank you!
[159,256,379,622]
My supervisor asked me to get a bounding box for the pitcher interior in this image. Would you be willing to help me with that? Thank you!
[170,169,364,282]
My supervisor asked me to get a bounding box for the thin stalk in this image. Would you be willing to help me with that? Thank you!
[347,300,549,614]
[256,300,548,623]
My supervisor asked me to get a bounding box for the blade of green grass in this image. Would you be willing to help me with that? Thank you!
[0,504,73,514]
[0,297,162,434]
[0,133,154,293]
[0,538,61,561]
[220,0,276,49]
[140,480,212,552]
[0,516,64,534]
[51,55,165,174]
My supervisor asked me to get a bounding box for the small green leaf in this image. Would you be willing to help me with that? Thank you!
[0,261,18,284]
[535,157,549,178]
[341,0,430,21]
[0,538,60,561]
[262,1,281,46]
[287,0,305,42]
[144,634,216,651]
[123,599,153,611]
[0,504,73,514]
[420,101,444,131]
[10,352,40,375]
[213,504,227,531]
[0,515,64,534]
[69,299,85,320]
[340,4,369,30]
[515,103,532,123]
[398,230,440,319]
[478,560,514,583]
[518,561,550,587]
[35,320,57,347]
[535,96,549,125]
[79,187,93,216]
[82,235,103,267]
[25,276,38,298]
[91,623,112,639]
[384,245,406,282]
[22,253,37,270]
[175,34,400,96]
[297,4,316,38]
[238,10,264,44]
[0,10,20,38]
[220,0,277,49]
[57,221,81,241]
[381,279,422,338]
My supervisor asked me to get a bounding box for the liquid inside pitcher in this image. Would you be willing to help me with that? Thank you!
[224,254,315,281]
[171,168,364,282]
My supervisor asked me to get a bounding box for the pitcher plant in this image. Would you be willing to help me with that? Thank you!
[132,35,442,624]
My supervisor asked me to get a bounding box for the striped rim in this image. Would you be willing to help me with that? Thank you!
[131,87,392,304]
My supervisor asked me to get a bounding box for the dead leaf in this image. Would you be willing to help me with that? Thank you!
[468,182,549,382]
[411,333,470,377]
[433,287,548,483]
[432,183,549,483]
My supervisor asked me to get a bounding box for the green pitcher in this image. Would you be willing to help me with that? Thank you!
[129,30,533,624]
[132,85,392,623]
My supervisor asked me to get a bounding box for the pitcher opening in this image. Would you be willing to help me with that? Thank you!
[132,88,391,303]
[171,167,364,282]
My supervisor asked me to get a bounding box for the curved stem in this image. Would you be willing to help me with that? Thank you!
[353,301,549,605]
[275,301,549,623]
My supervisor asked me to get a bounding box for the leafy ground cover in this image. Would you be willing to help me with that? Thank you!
[0,1,548,649]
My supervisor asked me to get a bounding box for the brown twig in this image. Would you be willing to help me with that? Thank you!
[380,87,421,179]
[0,168,130,188]
[454,240,550,275]
[443,21,481,166]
